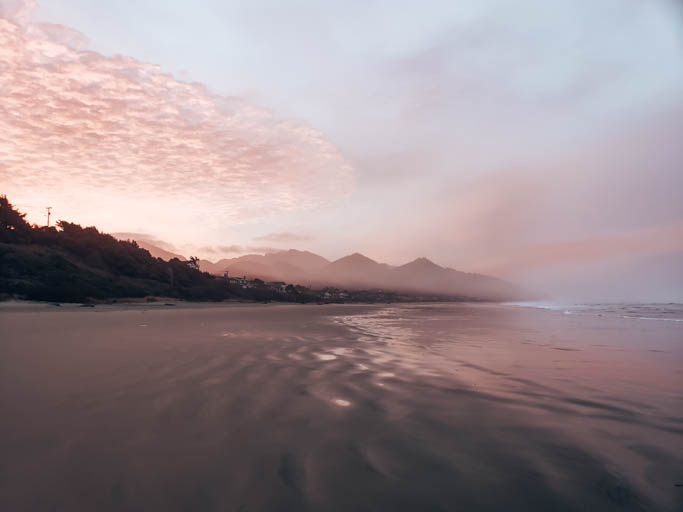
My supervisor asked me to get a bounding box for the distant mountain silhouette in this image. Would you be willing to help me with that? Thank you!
[390,258,518,299]
[200,251,522,300]
[326,253,382,272]
[134,241,186,262]
[265,249,330,270]
[316,253,392,289]
[111,234,186,261]
[398,257,443,272]
[201,250,330,283]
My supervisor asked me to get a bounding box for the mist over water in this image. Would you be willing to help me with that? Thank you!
[514,250,683,304]
[1,302,681,511]
[507,302,683,322]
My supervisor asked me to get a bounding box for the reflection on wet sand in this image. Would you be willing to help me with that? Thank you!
[0,302,681,511]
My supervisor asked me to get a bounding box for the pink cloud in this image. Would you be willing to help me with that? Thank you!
[0,4,353,241]
[0,0,34,25]
[253,232,312,243]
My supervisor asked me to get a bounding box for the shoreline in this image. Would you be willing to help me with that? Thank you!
[0,298,496,314]
[4,299,682,327]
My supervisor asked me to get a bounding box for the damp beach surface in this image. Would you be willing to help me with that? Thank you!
[0,301,681,511]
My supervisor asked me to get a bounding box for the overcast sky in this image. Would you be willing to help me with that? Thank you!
[2,0,682,300]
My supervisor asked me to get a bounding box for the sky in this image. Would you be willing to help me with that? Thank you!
[1,0,683,300]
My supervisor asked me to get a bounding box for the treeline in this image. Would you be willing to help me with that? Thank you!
[0,195,285,303]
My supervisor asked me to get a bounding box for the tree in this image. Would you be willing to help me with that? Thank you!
[0,196,241,302]
[187,256,200,270]
[0,195,31,242]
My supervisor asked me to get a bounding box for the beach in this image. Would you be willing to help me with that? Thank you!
[1,301,681,511]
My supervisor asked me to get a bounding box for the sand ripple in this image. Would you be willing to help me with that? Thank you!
[0,302,681,511]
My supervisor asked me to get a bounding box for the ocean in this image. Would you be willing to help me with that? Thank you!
[506,301,683,322]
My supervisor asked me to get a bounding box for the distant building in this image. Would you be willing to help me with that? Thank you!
[228,276,250,288]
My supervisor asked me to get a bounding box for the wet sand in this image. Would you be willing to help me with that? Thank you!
[0,302,681,511]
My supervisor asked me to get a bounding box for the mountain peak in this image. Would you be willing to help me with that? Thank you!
[414,256,435,264]
[400,257,443,271]
[335,252,377,264]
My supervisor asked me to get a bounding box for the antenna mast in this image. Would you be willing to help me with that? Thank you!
[46,206,52,227]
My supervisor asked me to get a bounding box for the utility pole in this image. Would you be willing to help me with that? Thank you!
[46,206,52,227]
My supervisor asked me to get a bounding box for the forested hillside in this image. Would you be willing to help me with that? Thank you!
[0,196,232,302]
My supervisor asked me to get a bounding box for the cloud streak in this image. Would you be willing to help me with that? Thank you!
[253,232,312,243]
[197,244,281,256]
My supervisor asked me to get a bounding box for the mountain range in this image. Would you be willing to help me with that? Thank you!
[117,239,523,300]
[196,249,522,300]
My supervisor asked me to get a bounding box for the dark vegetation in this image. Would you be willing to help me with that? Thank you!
[0,196,277,303]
